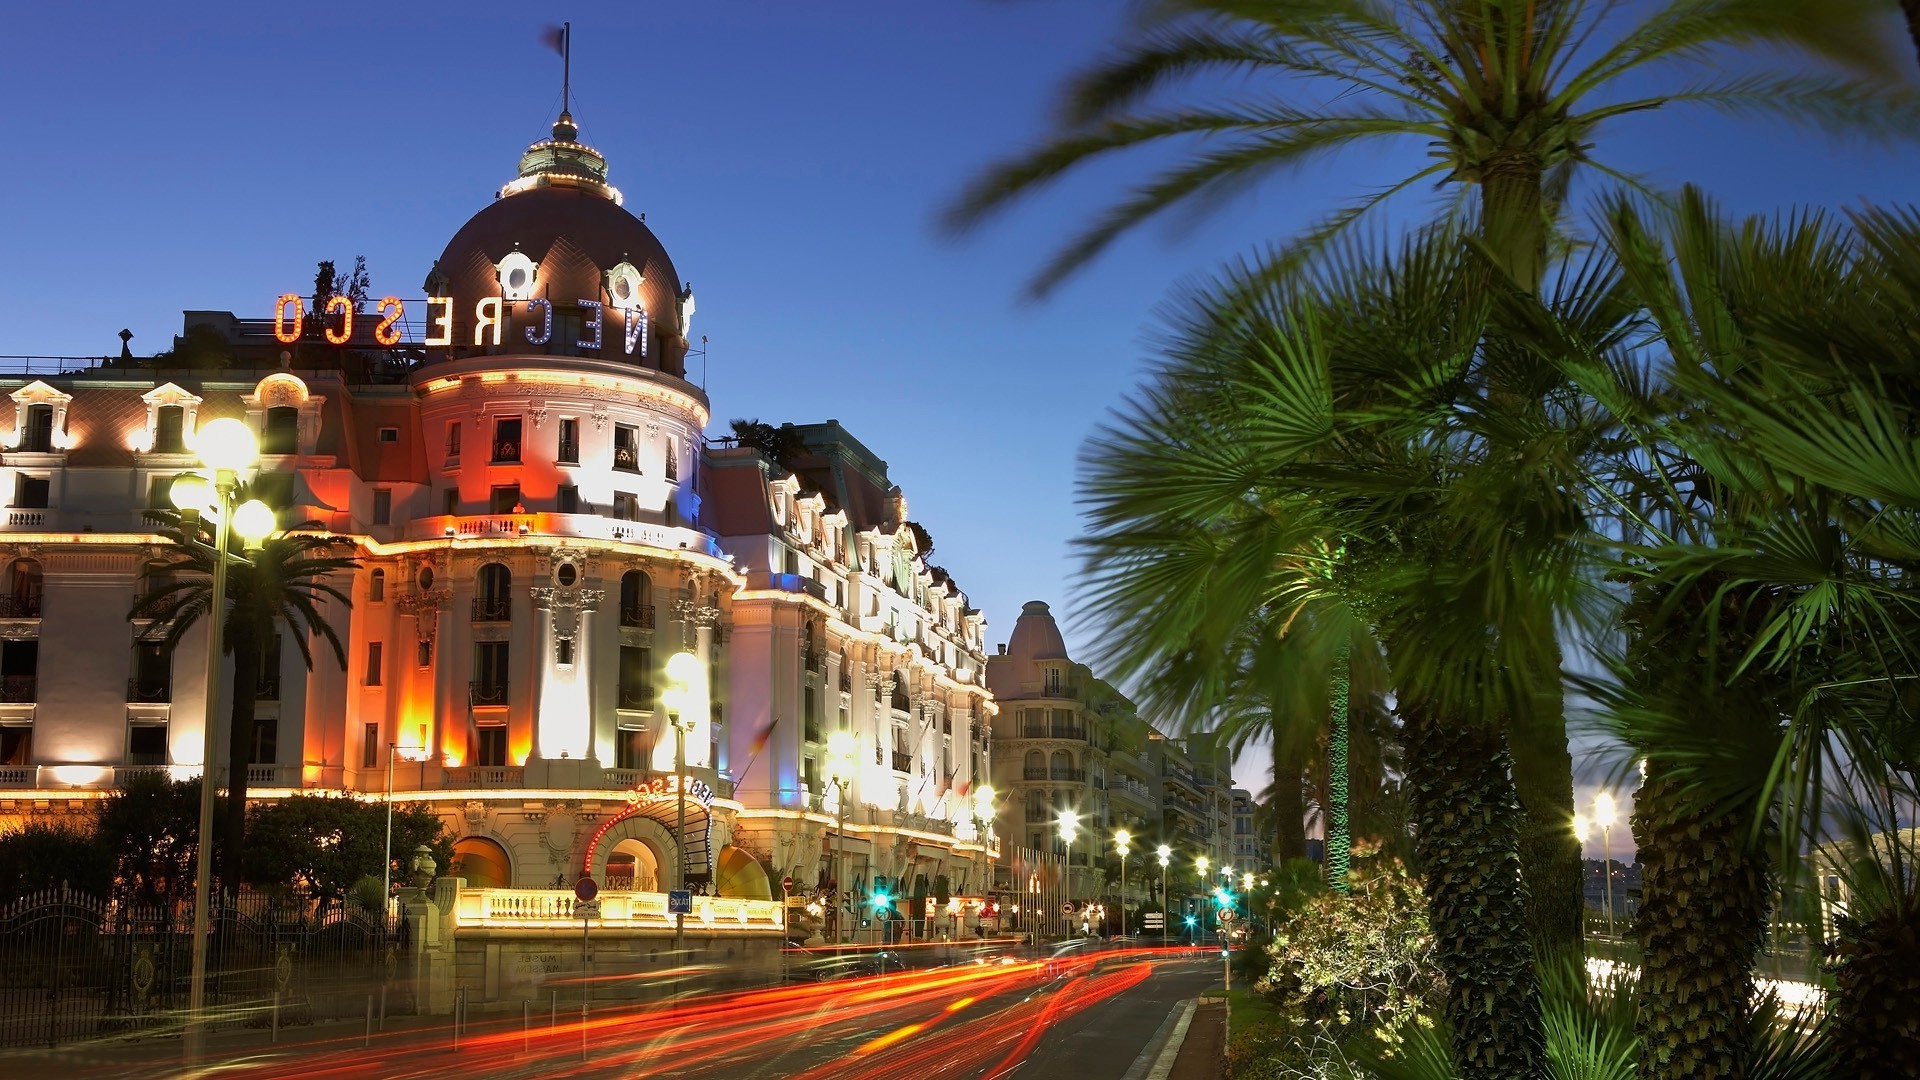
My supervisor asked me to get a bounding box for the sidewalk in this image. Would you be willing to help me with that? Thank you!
[1167,999,1226,1080]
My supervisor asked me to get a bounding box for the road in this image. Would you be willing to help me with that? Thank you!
[2,948,1225,1080]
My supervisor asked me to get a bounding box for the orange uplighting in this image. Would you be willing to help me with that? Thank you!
[324,295,354,345]
[272,293,303,343]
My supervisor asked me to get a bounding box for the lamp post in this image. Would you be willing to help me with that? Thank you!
[1592,792,1618,938]
[174,418,274,1060]
[1156,845,1171,950]
[1057,810,1078,938]
[1194,857,1208,947]
[1572,811,1590,935]
[662,650,704,950]
[972,784,996,935]
[825,730,857,943]
[1113,829,1130,939]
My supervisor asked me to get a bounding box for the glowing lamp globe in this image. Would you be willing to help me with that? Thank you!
[193,417,260,471]
[1592,792,1617,829]
[1572,813,1590,843]
[972,784,995,818]
[169,473,215,514]
[231,500,276,545]
[665,650,703,686]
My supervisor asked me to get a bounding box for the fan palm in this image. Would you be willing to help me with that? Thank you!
[132,506,356,892]
[945,0,1910,293]
[1079,226,1623,1076]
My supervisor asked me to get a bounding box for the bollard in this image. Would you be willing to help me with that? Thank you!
[551,989,557,1029]
[364,995,372,1049]
[451,988,460,1052]
[524,999,530,1054]
[271,991,279,1044]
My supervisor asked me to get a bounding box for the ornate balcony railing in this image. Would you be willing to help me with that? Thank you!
[0,595,42,618]
[127,678,171,703]
[891,751,912,773]
[620,604,655,629]
[255,675,281,701]
[469,680,509,706]
[471,598,511,623]
[447,766,525,788]
[0,675,35,703]
[617,684,654,710]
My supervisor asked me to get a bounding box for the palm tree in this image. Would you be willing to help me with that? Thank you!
[132,507,355,892]
[957,0,1912,963]
[945,0,1908,293]
[1079,227,1626,1076]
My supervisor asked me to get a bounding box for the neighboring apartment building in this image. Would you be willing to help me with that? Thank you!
[0,106,992,912]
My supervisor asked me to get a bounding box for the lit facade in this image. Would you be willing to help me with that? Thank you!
[0,108,992,915]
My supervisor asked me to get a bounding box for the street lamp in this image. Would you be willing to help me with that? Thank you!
[662,650,705,948]
[176,417,274,1060]
[1156,845,1171,950]
[382,740,429,923]
[1113,829,1130,939]
[825,730,857,942]
[1058,810,1079,937]
[1592,791,1618,938]
[972,784,996,934]
[1194,857,1208,946]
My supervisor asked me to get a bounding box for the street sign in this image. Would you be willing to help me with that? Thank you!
[1143,913,1165,929]
[781,876,795,894]
[574,876,598,903]
[1219,910,1235,922]
[668,890,694,915]
[572,900,600,919]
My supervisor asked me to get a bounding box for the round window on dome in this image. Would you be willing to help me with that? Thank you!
[497,251,540,302]
[605,261,645,311]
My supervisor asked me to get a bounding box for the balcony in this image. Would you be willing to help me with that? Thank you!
[613,445,640,472]
[0,766,35,788]
[0,596,41,619]
[0,676,34,703]
[891,751,912,773]
[617,684,654,710]
[114,765,171,786]
[255,675,281,701]
[127,678,171,704]
[469,680,510,707]
[472,598,512,623]
[492,441,521,464]
[1018,723,1090,741]
[447,765,525,788]
[620,604,656,629]
[803,647,822,673]
[744,572,829,602]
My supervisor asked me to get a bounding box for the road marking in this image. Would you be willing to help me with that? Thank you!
[1119,998,1197,1080]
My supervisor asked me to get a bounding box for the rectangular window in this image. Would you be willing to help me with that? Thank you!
[365,641,383,686]
[21,405,54,453]
[251,716,277,766]
[130,642,170,702]
[372,489,392,525]
[417,639,433,668]
[492,417,522,463]
[263,407,299,455]
[557,418,579,464]
[556,638,575,666]
[154,406,186,453]
[378,427,399,443]
[614,725,647,770]
[147,475,176,509]
[490,484,521,515]
[15,477,49,509]
[443,487,458,516]
[363,723,380,769]
[665,439,679,482]
[445,421,462,461]
[473,642,509,704]
[0,724,31,767]
[475,724,508,767]
[127,723,168,766]
[613,425,640,472]
[557,484,580,514]
[613,492,638,521]
[0,641,36,703]
[618,645,653,709]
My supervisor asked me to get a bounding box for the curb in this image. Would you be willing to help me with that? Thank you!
[1120,997,1198,1080]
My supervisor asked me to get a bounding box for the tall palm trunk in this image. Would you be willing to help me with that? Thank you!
[1270,735,1307,863]
[1326,640,1352,893]
[1829,888,1920,1079]
[1632,765,1771,1080]
[1509,661,1583,960]
[1401,700,1544,1079]
[221,633,261,897]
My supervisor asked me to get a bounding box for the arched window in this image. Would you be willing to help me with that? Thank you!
[368,568,386,604]
[838,649,851,693]
[1024,749,1044,779]
[3,559,40,618]
[475,563,511,622]
[1025,790,1045,822]
[263,406,299,455]
[1050,749,1071,779]
[619,570,653,628]
[153,405,186,453]
[891,672,909,712]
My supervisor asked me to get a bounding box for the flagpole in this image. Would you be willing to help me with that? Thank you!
[561,21,571,114]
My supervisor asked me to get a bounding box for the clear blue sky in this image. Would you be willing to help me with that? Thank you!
[5,3,1917,808]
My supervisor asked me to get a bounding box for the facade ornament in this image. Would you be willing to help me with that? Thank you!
[591,407,610,431]
[464,800,488,827]
[397,587,451,647]
[644,418,661,439]
[530,403,548,429]
[532,584,605,643]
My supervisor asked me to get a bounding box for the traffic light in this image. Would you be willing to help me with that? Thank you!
[871,885,892,911]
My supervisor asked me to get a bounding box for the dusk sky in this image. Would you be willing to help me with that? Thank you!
[5,3,1918,824]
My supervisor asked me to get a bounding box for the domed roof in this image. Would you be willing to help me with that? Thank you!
[427,113,693,377]
[1005,600,1070,662]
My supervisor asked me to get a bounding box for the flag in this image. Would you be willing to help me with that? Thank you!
[541,24,567,55]
[748,717,778,758]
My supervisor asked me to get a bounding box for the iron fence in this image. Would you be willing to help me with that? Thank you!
[0,887,410,1049]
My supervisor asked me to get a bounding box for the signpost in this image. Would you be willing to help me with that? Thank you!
[668,890,694,916]
[574,876,599,1060]
[1143,912,1165,930]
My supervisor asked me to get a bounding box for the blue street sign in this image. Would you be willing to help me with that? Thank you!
[668,890,693,915]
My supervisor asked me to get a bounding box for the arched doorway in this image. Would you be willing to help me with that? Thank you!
[604,838,663,893]
[715,845,772,900]
[451,836,513,889]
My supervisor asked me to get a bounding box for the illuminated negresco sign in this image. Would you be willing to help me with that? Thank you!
[270,292,649,357]
[625,773,713,809]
